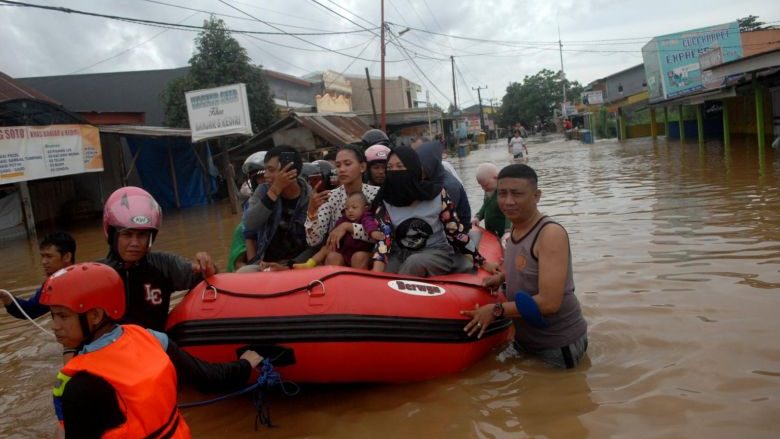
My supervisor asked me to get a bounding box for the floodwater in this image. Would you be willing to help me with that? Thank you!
[1,136,779,438]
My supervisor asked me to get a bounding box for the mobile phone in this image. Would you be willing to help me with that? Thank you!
[279,151,296,168]
[307,173,324,191]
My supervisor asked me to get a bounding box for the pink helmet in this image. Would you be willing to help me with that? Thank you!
[102,186,162,241]
[365,144,391,163]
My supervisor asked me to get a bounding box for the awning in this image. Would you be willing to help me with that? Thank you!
[98,125,191,137]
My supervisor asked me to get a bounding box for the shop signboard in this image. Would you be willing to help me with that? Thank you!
[0,125,102,184]
[581,90,604,105]
[642,22,742,102]
[186,83,253,142]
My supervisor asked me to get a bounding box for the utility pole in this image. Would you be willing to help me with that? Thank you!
[426,90,432,135]
[473,85,487,131]
[558,25,567,121]
[380,0,386,131]
[450,55,458,111]
[365,67,378,127]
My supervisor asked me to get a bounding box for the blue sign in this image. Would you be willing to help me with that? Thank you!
[642,22,742,102]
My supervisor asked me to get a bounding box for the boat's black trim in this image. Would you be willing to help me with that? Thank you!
[168,314,512,346]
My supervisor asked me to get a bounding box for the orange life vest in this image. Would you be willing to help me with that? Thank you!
[54,324,191,438]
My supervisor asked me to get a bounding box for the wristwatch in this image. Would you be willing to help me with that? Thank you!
[492,302,505,318]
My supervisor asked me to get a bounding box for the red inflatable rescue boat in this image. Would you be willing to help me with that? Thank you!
[166,230,511,383]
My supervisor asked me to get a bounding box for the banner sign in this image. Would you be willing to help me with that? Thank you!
[0,125,103,184]
[642,22,742,102]
[581,90,604,105]
[186,83,253,142]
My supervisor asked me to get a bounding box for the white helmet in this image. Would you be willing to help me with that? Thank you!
[242,151,267,177]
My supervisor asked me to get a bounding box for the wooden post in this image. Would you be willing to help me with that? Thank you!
[663,107,669,138]
[17,182,37,240]
[618,109,627,140]
[755,81,766,153]
[696,104,704,147]
[167,143,181,209]
[722,99,731,152]
[678,105,685,143]
[121,136,143,184]
[650,108,657,139]
[214,140,239,214]
[190,142,212,205]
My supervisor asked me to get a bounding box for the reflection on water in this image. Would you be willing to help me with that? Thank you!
[1,136,779,438]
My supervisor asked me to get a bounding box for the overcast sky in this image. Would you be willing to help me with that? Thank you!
[1,0,777,107]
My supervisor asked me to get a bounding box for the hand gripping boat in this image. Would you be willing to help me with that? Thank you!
[166,230,512,383]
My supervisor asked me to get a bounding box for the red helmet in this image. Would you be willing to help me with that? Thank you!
[103,186,162,241]
[365,144,391,163]
[40,263,125,320]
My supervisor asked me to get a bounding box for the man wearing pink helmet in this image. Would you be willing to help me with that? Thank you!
[364,144,391,186]
[99,186,216,332]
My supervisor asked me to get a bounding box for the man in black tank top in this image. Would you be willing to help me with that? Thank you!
[461,164,588,369]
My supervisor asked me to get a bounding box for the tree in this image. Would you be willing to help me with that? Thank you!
[737,15,768,32]
[161,16,277,131]
[499,69,583,128]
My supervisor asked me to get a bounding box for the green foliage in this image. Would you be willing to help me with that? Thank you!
[737,15,767,32]
[499,69,583,128]
[161,16,277,131]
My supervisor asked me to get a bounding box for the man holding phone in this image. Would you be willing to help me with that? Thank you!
[239,145,318,271]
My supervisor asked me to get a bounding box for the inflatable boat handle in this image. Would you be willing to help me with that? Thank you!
[202,285,219,302]
[307,279,326,297]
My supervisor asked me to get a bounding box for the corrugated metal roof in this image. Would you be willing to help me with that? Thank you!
[0,71,59,104]
[292,112,370,145]
[239,111,371,152]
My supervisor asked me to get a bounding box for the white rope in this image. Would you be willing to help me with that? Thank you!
[0,289,54,337]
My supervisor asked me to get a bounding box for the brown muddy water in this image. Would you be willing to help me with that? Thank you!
[1,136,779,438]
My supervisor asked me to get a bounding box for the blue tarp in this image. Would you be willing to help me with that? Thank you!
[125,136,216,210]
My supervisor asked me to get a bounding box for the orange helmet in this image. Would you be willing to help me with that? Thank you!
[40,263,125,320]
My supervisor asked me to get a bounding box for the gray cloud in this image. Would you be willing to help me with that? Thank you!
[0,0,776,107]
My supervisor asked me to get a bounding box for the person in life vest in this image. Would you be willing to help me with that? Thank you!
[43,262,193,438]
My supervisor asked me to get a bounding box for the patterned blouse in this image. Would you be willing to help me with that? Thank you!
[373,189,485,266]
[304,183,380,246]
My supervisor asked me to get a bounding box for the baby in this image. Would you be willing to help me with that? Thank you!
[295,192,384,269]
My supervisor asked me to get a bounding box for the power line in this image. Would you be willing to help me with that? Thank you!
[0,1,376,35]
[139,0,365,33]
[310,0,379,37]
[385,20,780,47]
[238,34,310,74]
[386,29,450,104]
[67,10,201,74]
[324,36,378,89]
[215,0,389,63]
[323,0,376,28]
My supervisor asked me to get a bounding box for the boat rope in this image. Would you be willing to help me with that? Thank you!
[0,289,54,337]
[177,358,300,429]
[202,270,493,300]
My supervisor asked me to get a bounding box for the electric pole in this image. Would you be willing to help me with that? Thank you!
[558,25,567,121]
[380,0,386,131]
[365,67,378,127]
[450,56,458,111]
[473,85,487,131]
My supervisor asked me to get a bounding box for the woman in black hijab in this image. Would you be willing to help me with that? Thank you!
[372,146,483,276]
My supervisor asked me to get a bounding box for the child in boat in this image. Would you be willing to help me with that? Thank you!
[295,192,384,269]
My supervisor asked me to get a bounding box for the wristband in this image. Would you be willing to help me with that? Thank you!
[514,291,548,329]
